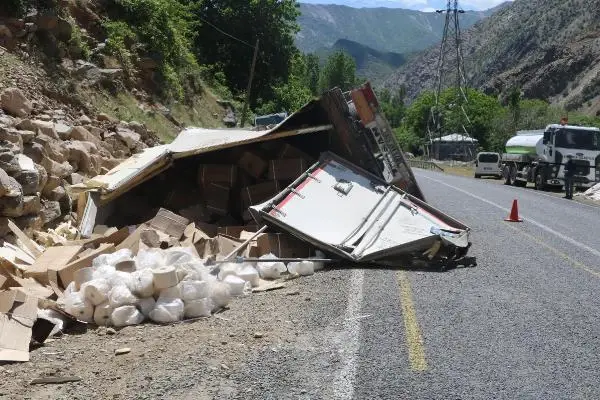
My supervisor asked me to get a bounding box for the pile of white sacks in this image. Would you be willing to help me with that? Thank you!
[580,182,600,201]
[61,247,322,327]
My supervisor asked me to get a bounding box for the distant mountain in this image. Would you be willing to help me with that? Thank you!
[384,0,600,114]
[296,3,496,54]
[315,39,408,84]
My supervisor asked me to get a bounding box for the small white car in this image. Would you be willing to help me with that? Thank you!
[474,152,502,179]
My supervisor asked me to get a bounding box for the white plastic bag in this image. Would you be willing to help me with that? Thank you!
[236,264,260,287]
[153,265,179,289]
[108,285,138,308]
[184,298,212,318]
[93,249,133,268]
[256,254,286,279]
[149,298,184,323]
[210,282,231,310]
[111,305,145,327]
[64,292,94,323]
[135,249,165,270]
[130,269,154,298]
[223,275,247,296]
[159,285,182,300]
[93,302,113,326]
[92,264,116,281]
[287,261,315,276]
[217,262,239,280]
[179,280,209,301]
[37,309,68,336]
[164,247,196,266]
[138,297,156,318]
[108,271,134,290]
[81,278,110,306]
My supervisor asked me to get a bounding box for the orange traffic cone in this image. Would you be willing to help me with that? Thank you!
[504,199,523,222]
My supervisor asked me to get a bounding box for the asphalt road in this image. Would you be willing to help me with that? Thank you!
[215,169,600,400]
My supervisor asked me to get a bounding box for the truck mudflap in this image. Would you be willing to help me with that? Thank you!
[250,152,472,268]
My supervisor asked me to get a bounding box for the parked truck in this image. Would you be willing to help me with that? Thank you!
[501,124,600,191]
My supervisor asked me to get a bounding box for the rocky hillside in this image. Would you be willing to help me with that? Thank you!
[296,3,493,54]
[0,1,228,242]
[384,0,600,115]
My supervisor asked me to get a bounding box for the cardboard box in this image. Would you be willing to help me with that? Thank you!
[238,151,267,179]
[149,208,190,240]
[0,290,38,362]
[204,183,230,216]
[217,225,259,238]
[24,246,83,285]
[197,164,238,187]
[241,181,280,208]
[267,159,308,181]
[278,143,313,162]
[55,244,115,288]
[262,233,312,258]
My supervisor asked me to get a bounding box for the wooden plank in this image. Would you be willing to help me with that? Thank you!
[7,219,43,257]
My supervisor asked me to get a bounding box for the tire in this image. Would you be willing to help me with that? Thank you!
[474,174,481,179]
[514,180,527,187]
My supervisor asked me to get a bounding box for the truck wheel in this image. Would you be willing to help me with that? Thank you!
[474,174,481,179]
[514,180,527,187]
[534,173,546,191]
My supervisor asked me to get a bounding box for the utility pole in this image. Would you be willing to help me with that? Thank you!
[240,39,259,128]
[426,0,473,160]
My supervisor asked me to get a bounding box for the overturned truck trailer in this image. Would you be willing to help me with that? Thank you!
[251,153,470,267]
[73,83,470,267]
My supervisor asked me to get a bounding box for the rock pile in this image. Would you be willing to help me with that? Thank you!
[0,87,159,239]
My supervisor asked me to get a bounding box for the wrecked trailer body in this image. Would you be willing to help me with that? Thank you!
[250,152,471,267]
[69,82,471,268]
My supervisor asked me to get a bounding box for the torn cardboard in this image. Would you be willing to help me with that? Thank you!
[0,290,38,362]
[149,208,190,240]
[24,246,83,285]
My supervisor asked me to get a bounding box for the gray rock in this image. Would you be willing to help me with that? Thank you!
[0,168,13,196]
[22,195,41,215]
[54,122,73,140]
[58,192,72,215]
[0,148,21,174]
[40,156,73,178]
[0,177,23,216]
[40,200,61,225]
[42,175,62,198]
[0,127,23,149]
[35,163,47,192]
[69,172,85,185]
[14,214,43,234]
[78,115,92,125]
[13,169,39,195]
[70,125,100,144]
[18,130,35,144]
[34,134,69,163]
[46,185,66,201]
[116,127,141,150]
[23,142,46,164]
[0,88,33,118]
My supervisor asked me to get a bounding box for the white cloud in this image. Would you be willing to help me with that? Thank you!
[456,0,511,10]
[420,7,437,12]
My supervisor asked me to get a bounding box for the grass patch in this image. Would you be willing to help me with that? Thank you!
[88,89,224,143]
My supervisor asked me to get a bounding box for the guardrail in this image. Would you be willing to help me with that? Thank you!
[407,159,445,172]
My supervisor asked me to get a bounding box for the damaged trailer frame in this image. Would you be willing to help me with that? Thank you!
[250,152,472,268]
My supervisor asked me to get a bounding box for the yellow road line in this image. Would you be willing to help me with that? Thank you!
[397,271,428,372]
[505,224,600,279]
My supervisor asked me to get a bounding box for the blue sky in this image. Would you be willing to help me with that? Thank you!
[301,0,512,12]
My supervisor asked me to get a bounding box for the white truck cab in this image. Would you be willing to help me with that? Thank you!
[474,152,502,179]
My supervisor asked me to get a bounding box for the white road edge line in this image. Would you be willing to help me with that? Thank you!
[419,175,600,259]
[333,269,364,400]
[415,169,600,211]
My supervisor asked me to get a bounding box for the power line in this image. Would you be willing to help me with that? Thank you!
[196,15,254,48]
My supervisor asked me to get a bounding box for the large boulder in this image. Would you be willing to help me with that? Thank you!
[70,125,101,144]
[46,185,66,201]
[40,156,73,178]
[0,168,13,196]
[12,154,39,195]
[22,195,42,215]
[54,122,73,140]
[34,134,68,163]
[40,200,62,226]
[42,175,62,198]
[0,148,21,174]
[18,130,36,144]
[66,140,100,175]
[0,127,23,150]
[35,163,48,193]
[115,127,141,150]
[0,177,23,216]
[0,88,33,117]
[23,142,46,164]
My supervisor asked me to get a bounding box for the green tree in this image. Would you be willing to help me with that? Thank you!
[304,53,321,96]
[256,51,313,114]
[379,86,406,128]
[319,50,358,92]
[192,0,300,106]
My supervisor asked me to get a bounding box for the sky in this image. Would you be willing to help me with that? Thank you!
[301,0,512,12]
